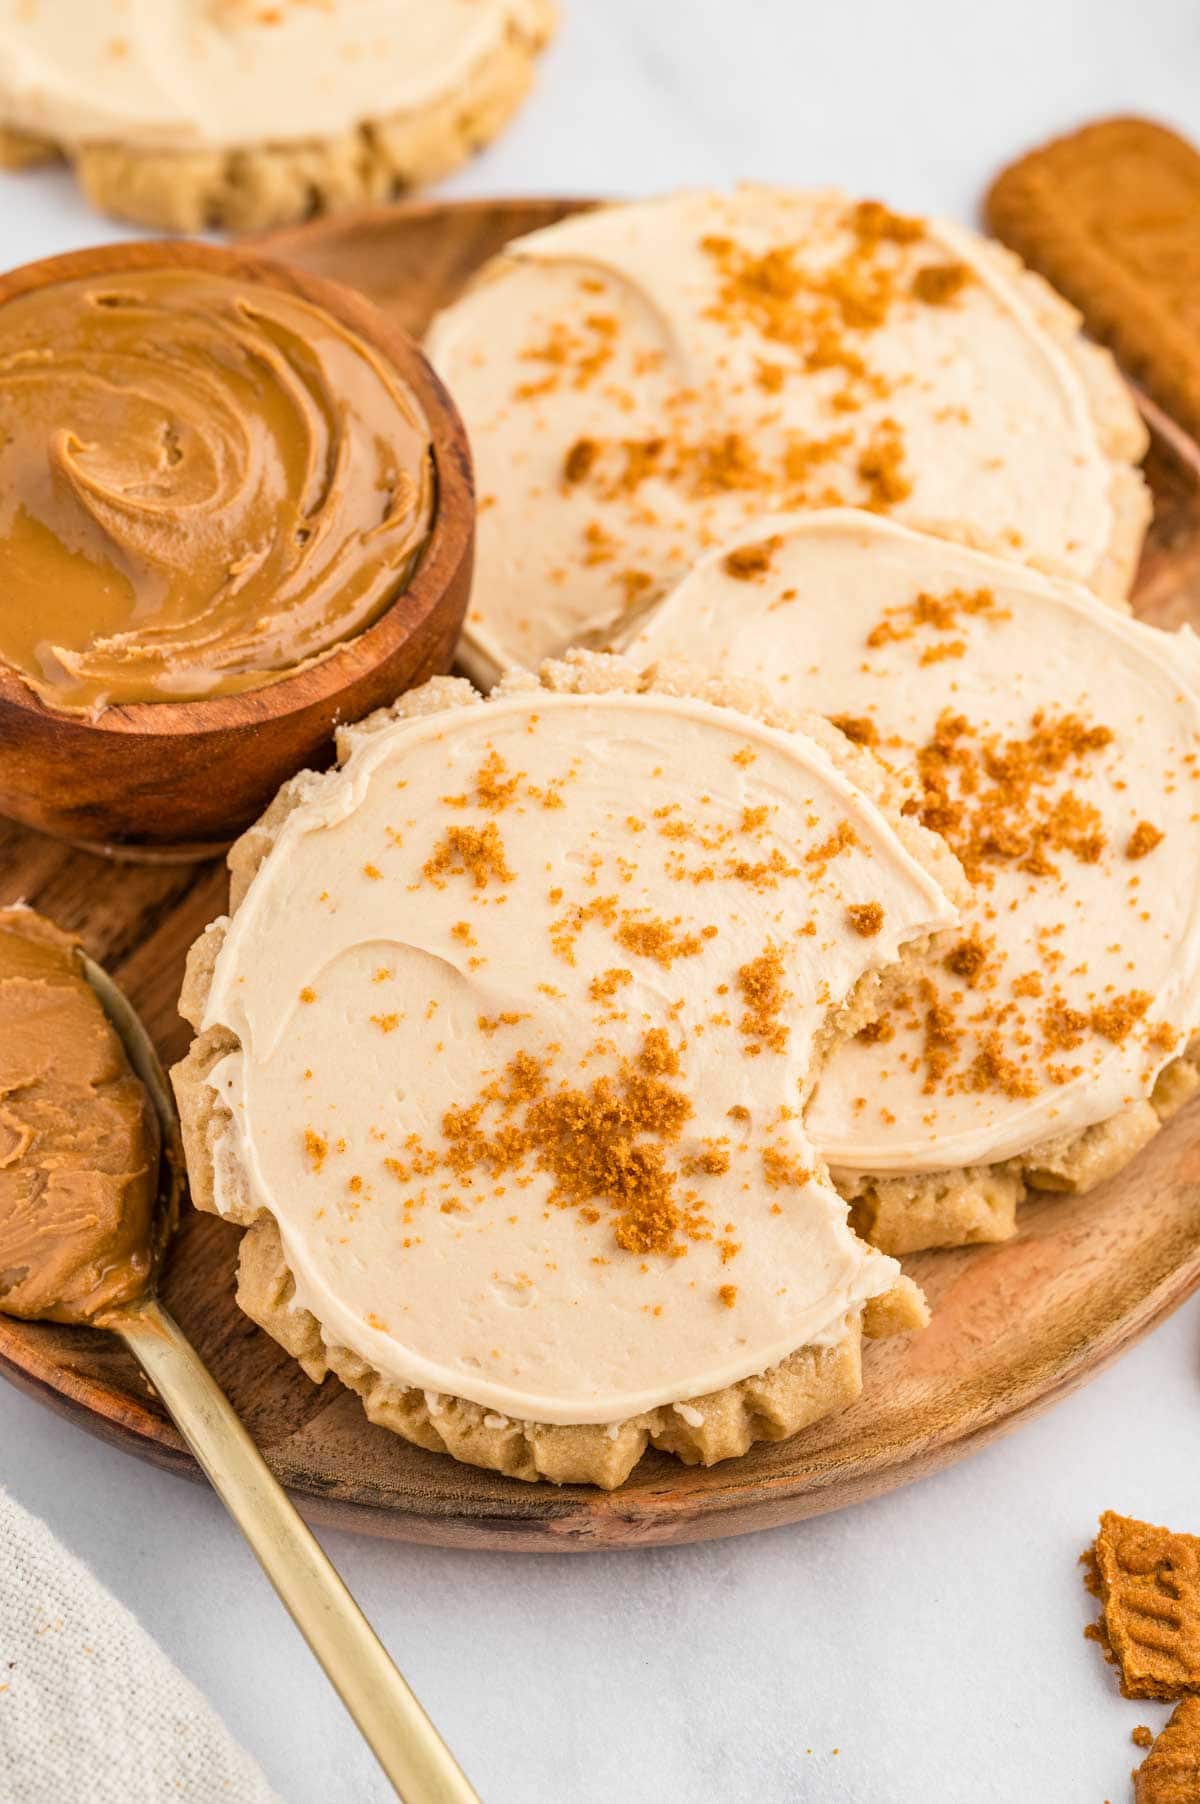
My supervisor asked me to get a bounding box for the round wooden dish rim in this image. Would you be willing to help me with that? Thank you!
[3,195,1199,1554]
[0,238,472,738]
[0,1233,1195,1547]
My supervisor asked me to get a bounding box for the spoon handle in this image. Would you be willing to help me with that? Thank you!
[114,1296,480,1804]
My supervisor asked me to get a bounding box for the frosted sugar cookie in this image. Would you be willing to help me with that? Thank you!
[0,1,556,231]
[426,186,1148,686]
[173,653,959,1487]
[628,512,1200,1251]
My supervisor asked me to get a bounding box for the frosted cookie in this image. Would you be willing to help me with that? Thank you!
[172,652,959,1488]
[425,185,1149,687]
[0,1,556,232]
[628,512,1200,1252]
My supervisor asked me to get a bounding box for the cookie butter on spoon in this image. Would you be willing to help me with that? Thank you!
[0,907,159,1323]
[0,266,435,715]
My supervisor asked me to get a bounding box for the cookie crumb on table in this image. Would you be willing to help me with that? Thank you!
[1084,1512,1200,1699]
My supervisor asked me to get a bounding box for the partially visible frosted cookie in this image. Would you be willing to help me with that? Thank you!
[0,1,556,231]
[628,512,1200,1251]
[426,186,1149,686]
[172,652,958,1488]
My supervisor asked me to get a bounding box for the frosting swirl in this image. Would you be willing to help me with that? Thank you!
[0,267,434,713]
[192,668,957,1424]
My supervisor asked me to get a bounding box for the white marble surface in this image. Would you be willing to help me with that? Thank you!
[1,3,1198,1800]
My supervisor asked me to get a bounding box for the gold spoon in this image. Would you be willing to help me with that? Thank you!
[77,952,481,1804]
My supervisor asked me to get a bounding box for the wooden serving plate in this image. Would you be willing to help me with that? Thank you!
[3,199,1199,1552]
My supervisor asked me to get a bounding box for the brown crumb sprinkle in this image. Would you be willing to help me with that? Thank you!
[831,713,879,747]
[846,902,884,937]
[478,1011,525,1035]
[857,417,911,509]
[474,749,523,813]
[911,261,973,305]
[615,915,706,966]
[1089,990,1152,1044]
[737,943,790,1054]
[563,436,598,483]
[761,1144,813,1188]
[424,821,514,890]
[867,586,1008,651]
[1132,1726,1154,1750]
[589,966,633,1003]
[722,537,780,581]
[806,819,859,867]
[944,936,988,985]
[1126,821,1164,860]
[440,1032,696,1257]
[914,707,1112,884]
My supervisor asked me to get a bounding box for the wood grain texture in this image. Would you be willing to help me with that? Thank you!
[0,239,474,854]
[2,198,1198,1552]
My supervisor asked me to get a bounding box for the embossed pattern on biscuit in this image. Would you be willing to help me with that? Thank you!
[1087,1511,1200,1701]
[987,117,1200,440]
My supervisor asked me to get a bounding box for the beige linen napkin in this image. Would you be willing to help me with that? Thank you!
[0,1487,281,1803]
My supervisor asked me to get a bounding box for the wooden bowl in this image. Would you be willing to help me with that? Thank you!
[0,240,474,858]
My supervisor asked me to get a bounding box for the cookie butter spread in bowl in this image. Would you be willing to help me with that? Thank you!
[0,266,434,712]
[0,242,473,853]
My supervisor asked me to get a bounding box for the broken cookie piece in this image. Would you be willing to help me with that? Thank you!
[1133,1697,1200,1803]
[1085,1512,1200,1701]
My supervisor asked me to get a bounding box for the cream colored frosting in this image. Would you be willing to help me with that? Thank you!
[629,512,1200,1173]
[198,674,956,1424]
[426,185,1133,686]
[0,0,544,149]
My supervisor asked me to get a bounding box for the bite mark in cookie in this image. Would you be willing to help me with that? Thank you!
[629,512,1200,1251]
[172,653,958,1486]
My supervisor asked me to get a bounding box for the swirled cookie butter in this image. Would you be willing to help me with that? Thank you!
[0,267,435,713]
[0,908,158,1324]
